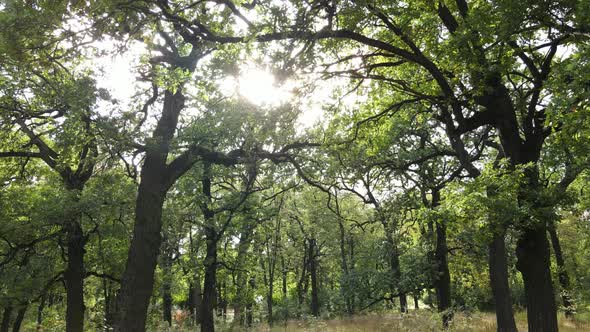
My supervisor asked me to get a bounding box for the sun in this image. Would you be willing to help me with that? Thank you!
[219,67,293,107]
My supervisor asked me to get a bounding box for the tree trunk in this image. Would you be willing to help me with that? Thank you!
[435,221,452,327]
[64,220,86,332]
[267,284,274,324]
[200,227,218,332]
[115,89,189,332]
[1,307,12,332]
[431,190,452,327]
[548,223,575,318]
[414,294,419,310]
[296,249,308,315]
[11,306,26,332]
[245,301,253,327]
[36,295,45,330]
[233,225,254,326]
[309,239,320,317]
[161,247,173,327]
[388,241,407,313]
[115,183,166,331]
[192,277,203,326]
[516,227,558,332]
[162,275,172,327]
[488,231,517,332]
[337,220,354,315]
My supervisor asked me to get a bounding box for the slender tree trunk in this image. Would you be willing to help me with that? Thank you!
[309,239,320,317]
[516,226,558,332]
[200,226,218,332]
[36,295,45,330]
[281,256,288,321]
[64,220,86,332]
[1,307,12,332]
[160,238,174,328]
[103,281,115,331]
[267,282,274,324]
[245,301,253,327]
[11,306,26,332]
[162,264,173,327]
[349,237,356,312]
[233,225,254,326]
[296,250,308,315]
[548,223,575,318]
[414,294,419,310]
[337,220,353,315]
[388,242,407,313]
[488,231,517,332]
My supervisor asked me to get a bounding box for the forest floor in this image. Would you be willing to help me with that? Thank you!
[209,310,590,332]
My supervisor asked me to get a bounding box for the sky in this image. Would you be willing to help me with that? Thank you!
[93,42,327,130]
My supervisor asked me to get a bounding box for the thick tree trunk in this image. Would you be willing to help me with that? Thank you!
[1,307,12,332]
[11,306,26,332]
[429,189,452,327]
[435,221,452,327]
[516,227,558,332]
[488,231,517,332]
[309,239,320,317]
[191,277,203,326]
[413,294,419,310]
[200,227,218,332]
[64,220,86,332]
[548,223,575,318]
[115,89,189,332]
[115,183,166,331]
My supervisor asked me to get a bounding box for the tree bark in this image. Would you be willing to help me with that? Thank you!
[160,236,174,328]
[11,306,26,332]
[162,264,173,327]
[309,239,320,317]
[64,220,86,332]
[233,224,254,326]
[200,226,218,332]
[337,220,354,315]
[435,220,452,327]
[488,231,517,332]
[483,82,558,331]
[548,223,575,318]
[388,239,406,313]
[189,277,203,326]
[114,84,196,331]
[36,295,45,330]
[1,307,12,332]
[432,190,452,327]
[115,179,166,331]
[516,227,558,332]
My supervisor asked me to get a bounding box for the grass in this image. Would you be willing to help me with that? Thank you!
[208,310,590,332]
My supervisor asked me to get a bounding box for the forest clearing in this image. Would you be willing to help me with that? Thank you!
[1,0,590,331]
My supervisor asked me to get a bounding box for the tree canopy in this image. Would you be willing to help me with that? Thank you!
[0,1,589,331]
